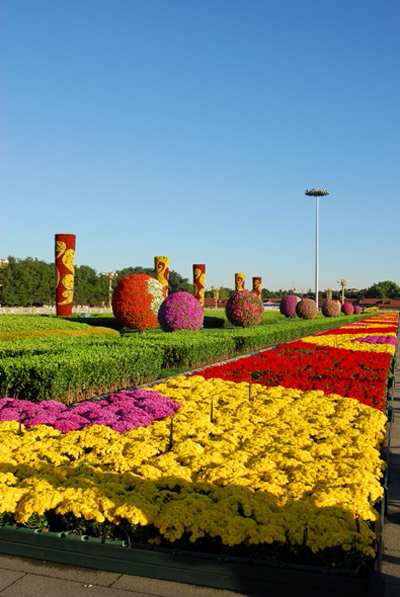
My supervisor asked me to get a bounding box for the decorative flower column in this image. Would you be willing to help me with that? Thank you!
[55,233,76,316]
[193,264,206,306]
[154,256,169,298]
[252,277,261,297]
[235,273,245,292]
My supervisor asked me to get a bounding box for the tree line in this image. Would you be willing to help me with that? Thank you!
[0,256,399,307]
[0,257,192,307]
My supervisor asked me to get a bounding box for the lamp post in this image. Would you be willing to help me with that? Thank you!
[305,188,329,308]
[101,271,117,309]
[337,278,349,305]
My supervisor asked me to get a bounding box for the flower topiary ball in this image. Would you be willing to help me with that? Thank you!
[296,298,318,320]
[225,290,264,327]
[321,300,340,317]
[158,291,204,332]
[353,305,362,314]
[279,295,300,318]
[341,302,355,315]
[112,274,164,331]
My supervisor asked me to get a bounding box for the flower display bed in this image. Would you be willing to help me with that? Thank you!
[0,313,397,596]
[0,313,371,403]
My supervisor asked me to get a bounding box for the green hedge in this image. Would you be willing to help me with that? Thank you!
[133,332,236,368]
[0,313,371,402]
[0,315,96,332]
[0,341,164,403]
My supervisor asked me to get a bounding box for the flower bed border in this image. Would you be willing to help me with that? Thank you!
[0,525,385,596]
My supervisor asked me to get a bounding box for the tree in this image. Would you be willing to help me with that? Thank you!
[365,281,400,299]
[0,256,54,306]
[74,265,107,305]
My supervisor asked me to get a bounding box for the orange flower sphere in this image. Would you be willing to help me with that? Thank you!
[112,274,164,331]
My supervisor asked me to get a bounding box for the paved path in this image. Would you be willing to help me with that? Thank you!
[380,340,400,595]
[1,343,400,596]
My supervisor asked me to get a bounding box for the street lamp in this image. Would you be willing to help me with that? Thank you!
[305,188,330,308]
[337,278,349,305]
[101,271,117,309]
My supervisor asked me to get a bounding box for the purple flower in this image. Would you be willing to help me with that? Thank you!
[0,390,183,434]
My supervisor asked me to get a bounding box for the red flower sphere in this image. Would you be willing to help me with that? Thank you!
[112,274,164,331]
[225,290,264,327]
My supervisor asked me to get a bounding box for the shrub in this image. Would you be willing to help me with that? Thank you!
[112,274,164,331]
[354,305,362,314]
[225,291,264,327]
[341,302,355,316]
[279,295,300,318]
[158,292,203,332]
[321,300,340,318]
[296,298,318,320]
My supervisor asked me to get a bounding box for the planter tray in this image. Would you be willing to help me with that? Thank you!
[0,526,384,597]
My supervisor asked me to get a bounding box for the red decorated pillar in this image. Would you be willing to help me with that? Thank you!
[55,233,76,316]
[235,273,245,292]
[193,264,206,306]
[252,277,262,297]
[154,256,169,297]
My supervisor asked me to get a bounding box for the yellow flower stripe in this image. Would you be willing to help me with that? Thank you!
[0,377,386,557]
[301,333,396,355]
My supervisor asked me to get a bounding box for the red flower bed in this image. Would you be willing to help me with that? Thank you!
[317,326,397,336]
[192,340,391,410]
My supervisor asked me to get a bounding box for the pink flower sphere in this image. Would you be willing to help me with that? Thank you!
[225,290,264,327]
[296,298,318,320]
[321,300,340,317]
[353,305,362,314]
[279,295,300,318]
[158,291,204,332]
[341,302,355,315]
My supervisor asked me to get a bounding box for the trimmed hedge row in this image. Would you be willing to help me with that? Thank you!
[0,341,164,403]
[0,327,119,341]
[0,313,370,403]
[0,315,96,332]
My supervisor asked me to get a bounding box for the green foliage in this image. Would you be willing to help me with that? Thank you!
[134,331,236,368]
[365,280,400,299]
[0,313,371,402]
[0,257,55,306]
[0,336,164,403]
[74,265,108,305]
[0,315,93,332]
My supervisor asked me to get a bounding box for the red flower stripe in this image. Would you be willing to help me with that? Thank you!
[190,314,398,412]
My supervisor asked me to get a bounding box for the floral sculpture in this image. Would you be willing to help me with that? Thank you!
[235,273,245,291]
[158,291,204,332]
[296,298,318,320]
[112,274,164,331]
[154,256,169,298]
[225,290,264,327]
[354,305,362,314]
[279,295,300,318]
[55,233,76,316]
[321,300,340,317]
[252,277,262,297]
[193,264,206,306]
[342,302,355,315]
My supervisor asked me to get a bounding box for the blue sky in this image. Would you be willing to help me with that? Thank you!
[2,0,399,293]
